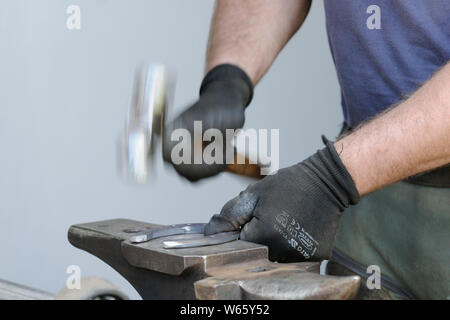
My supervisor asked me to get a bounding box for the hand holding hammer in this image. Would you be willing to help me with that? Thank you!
[120,64,262,183]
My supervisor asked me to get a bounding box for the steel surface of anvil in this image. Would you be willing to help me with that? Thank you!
[68,219,360,300]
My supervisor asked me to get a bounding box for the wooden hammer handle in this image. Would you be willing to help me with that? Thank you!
[226,154,263,179]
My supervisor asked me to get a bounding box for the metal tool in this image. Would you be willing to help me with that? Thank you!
[128,223,240,249]
[118,63,173,183]
[118,64,263,184]
[129,223,205,243]
[68,219,361,300]
[162,230,240,249]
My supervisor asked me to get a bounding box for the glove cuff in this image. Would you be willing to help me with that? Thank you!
[321,135,360,206]
[199,64,254,107]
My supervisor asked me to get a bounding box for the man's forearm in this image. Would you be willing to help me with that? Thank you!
[206,0,311,84]
[336,62,450,196]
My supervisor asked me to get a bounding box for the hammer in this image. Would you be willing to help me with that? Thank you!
[119,64,262,183]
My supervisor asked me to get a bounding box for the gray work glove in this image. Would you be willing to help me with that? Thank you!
[205,137,360,262]
[163,64,253,182]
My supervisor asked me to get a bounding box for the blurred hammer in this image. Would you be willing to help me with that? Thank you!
[118,64,262,183]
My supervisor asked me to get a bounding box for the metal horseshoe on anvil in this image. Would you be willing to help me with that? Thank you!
[68,219,361,300]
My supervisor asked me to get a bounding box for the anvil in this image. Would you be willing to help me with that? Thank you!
[68,219,360,300]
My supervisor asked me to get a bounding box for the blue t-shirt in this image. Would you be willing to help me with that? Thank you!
[324,0,450,127]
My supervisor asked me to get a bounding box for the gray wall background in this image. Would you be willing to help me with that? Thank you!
[0,0,343,299]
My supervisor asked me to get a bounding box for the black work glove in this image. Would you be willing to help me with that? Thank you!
[163,64,253,182]
[205,137,360,262]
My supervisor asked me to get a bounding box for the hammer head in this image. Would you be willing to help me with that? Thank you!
[118,64,175,183]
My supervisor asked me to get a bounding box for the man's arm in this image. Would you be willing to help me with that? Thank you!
[204,62,450,261]
[163,0,311,181]
[336,62,450,196]
[206,0,312,84]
